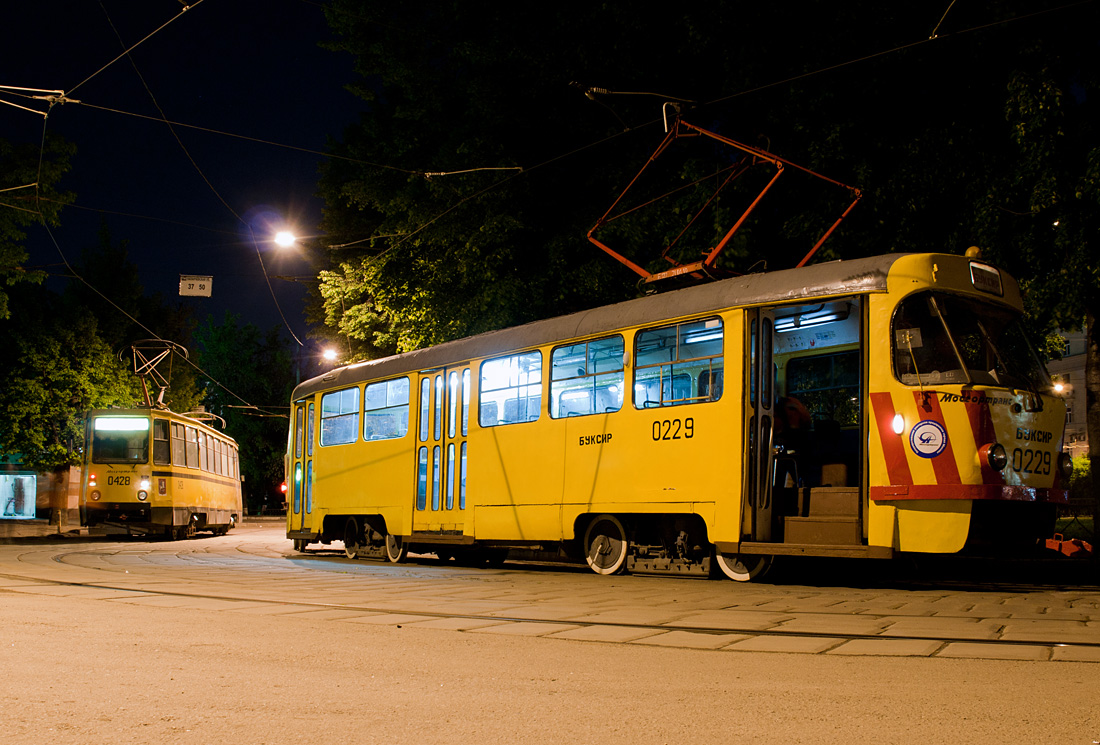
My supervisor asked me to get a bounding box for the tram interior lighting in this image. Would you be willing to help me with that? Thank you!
[684,330,723,344]
[94,417,150,432]
[775,303,850,333]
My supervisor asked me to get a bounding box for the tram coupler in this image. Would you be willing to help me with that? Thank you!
[1042,533,1094,559]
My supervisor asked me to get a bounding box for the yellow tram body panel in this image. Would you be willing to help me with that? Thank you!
[287,252,1069,572]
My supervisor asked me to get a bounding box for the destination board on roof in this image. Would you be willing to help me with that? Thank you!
[179,275,213,297]
[969,262,1002,296]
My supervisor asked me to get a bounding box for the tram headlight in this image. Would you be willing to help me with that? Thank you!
[90,490,101,501]
[139,479,150,491]
[137,491,148,501]
[1058,452,1074,481]
[891,414,905,435]
[979,442,1008,471]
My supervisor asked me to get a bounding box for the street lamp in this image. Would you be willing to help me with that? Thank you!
[274,231,296,248]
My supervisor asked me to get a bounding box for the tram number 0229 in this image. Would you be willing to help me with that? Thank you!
[1011,447,1051,475]
[652,418,694,442]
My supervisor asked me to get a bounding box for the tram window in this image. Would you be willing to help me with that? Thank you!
[459,441,467,509]
[699,370,723,400]
[633,318,724,408]
[363,377,410,441]
[461,369,470,437]
[171,423,186,466]
[184,427,199,468]
[432,445,441,510]
[418,379,430,442]
[787,351,859,427]
[446,443,455,509]
[416,447,428,510]
[893,291,1049,390]
[294,405,304,458]
[305,459,312,513]
[92,417,151,464]
[320,387,360,446]
[479,351,542,427]
[213,439,223,476]
[550,336,624,419]
[434,375,443,441]
[152,419,170,466]
[197,432,208,472]
[307,403,315,457]
[206,435,216,473]
[448,372,459,439]
[221,440,229,476]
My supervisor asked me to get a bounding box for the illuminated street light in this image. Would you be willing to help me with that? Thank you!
[322,348,338,362]
[274,231,296,248]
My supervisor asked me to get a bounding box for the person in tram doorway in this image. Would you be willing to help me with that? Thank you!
[774,395,812,489]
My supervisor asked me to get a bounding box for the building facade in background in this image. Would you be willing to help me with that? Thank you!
[1048,329,1089,459]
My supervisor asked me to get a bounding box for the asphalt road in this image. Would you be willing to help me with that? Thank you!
[2,521,1098,744]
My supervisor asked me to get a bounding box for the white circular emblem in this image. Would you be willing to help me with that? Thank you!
[909,420,948,458]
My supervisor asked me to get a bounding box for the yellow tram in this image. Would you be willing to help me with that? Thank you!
[286,251,1070,579]
[83,408,243,539]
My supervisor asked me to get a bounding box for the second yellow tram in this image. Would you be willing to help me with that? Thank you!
[83,408,243,539]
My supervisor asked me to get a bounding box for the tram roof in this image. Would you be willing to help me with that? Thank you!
[293,252,907,399]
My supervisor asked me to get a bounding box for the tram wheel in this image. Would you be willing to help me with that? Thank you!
[713,551,773,582]
[583,514,628,575]
[343,517,361,560]
[293,539,308,552]
[384,534,407,563]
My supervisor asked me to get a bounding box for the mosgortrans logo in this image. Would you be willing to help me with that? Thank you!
[909,420,948,458]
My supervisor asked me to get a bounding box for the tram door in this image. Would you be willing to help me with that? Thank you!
[744,309,776,542]
[290,399,314,533]
[413,367,470,532]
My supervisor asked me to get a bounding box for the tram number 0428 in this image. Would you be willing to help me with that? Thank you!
[653,418,694,442]
[107,475,131,486]
[1011,448,1051,475]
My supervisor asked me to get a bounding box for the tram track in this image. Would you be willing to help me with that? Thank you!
[2,545,1099,658]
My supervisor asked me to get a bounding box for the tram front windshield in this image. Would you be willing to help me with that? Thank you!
[92,417,150,464]
[892,292,1050,391]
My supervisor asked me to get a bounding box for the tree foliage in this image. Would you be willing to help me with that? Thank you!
[315,2,1098,358]
[0,283,139,471]
[0,135,74,320]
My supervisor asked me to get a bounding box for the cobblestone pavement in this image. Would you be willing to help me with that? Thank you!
[2,519,1099,663]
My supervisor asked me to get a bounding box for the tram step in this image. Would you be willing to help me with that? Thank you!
[784,515,861,545]
[799,487,860,518]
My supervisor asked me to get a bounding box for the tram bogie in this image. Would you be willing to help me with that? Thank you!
[83,409,243,539]
[287,253,1071,579]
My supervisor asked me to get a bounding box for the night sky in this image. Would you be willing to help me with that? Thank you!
[2,0,361,350]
